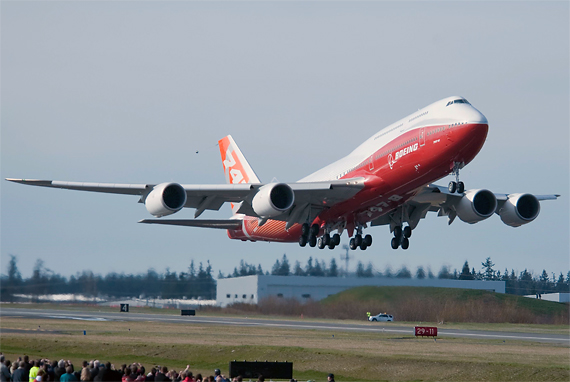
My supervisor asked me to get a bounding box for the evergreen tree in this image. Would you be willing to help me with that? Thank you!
[293,261,304,276]
[519,269,534,295]
[427,268,435,279]
[481,257,495,280]
[328,258,339,277]
[271,259,282,275]
[556,273,566,292]
[459,261,474,280]
[396,266,411,278]
[356,261,365,277]
[305,257,314,276]
[415,266,426,279]
[384,266,393,278]
[256,264,264,275]
[278,254,290,276]
[538,270,550,294]
[438,265,452,279]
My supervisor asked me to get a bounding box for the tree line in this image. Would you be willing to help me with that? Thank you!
[1,254,568,301]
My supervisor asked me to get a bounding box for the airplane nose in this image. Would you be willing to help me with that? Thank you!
[467,107,488,125]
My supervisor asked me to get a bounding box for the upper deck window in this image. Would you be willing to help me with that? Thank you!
[446,98,471,106]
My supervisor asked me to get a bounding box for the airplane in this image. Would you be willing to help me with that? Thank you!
[6,96,559,251]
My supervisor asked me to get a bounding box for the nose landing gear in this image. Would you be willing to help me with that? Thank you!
[448,161,465,193]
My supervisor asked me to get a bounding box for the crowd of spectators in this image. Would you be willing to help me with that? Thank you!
[0,355,278,382]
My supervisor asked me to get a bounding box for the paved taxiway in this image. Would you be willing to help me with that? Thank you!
[1,307,568,345]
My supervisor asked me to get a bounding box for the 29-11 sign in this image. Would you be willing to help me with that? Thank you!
[415,326,438,337]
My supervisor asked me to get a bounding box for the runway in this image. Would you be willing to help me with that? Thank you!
[1,307,568,345]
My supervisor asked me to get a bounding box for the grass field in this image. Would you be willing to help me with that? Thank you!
[1,305,569,381]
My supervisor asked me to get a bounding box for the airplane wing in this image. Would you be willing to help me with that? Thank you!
[371,183,560,230]
[5,177,365,224]
[138,219,243,229]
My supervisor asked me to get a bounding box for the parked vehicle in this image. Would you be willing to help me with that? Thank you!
[368,313,394,322]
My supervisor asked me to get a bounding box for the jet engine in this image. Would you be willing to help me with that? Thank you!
[252,183,295,218]
[455,189,497,224]
[498,193,540,227]
[145,182,187,217]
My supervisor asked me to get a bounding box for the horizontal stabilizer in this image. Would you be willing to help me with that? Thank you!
[138,219,242,230]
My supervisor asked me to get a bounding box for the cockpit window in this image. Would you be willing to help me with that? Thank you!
[446,98,471,106]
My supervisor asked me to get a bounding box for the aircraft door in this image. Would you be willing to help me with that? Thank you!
[419,127,425,147]
[369,157,374,171]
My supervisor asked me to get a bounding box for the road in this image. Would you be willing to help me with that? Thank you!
[1,307,568,345]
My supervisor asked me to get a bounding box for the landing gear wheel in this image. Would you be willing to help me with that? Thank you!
[360,242,368,251]
[391,237,399,249]
[323,233,331,245]
[317,237,326,249]
[310,224,320,237]
[349,238,357,250]
[403,226,412,238]
[394,226,402,238]
[448,181,457,193]
[299,235,307,247]
[328,242,336,250]
[301,223,310,237]
[457,181,465,194]
[355,234,363,247]
[401,237,410,250]
[309,236,317,247]
[332,233,341,246]
[364,234,373,246]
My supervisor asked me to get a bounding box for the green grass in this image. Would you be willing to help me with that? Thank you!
[1,314,569,382]
[320,286,569,324]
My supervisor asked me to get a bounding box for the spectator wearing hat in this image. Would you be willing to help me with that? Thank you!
[327,373,335,382]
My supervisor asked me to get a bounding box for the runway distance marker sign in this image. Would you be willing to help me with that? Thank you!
[415,326,438,337]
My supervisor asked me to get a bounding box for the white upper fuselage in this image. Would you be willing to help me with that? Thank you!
[299,96,488,182]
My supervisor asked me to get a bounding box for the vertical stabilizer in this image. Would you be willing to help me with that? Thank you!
[218,135,261,214]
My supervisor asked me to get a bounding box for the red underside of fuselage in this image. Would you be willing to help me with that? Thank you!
[227,122,489,242]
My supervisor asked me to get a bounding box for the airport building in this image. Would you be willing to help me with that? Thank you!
[216,275,506,307]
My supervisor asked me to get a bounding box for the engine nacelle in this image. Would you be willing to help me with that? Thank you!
[252,183,295,218]
[456,189,497,224]
[498,193,540,227]
[145,182,187,217]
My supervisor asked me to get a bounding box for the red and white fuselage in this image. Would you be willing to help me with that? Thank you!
[226,96,488,242]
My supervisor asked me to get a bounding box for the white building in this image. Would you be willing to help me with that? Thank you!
[216,275,506,307]
[524,293,570,303]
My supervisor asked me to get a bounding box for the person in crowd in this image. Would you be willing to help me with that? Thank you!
[13,361,29,382]
[29,360,40,382]
[54,360,66,381]
[90,361,100,381]
[134,365,146,382]
[36,369,47,382]
[60,366,78,382]
[327,373,335,382]
[80,361,91,381]
[231,376,242,382]
[194,374,202,382]
[146,368,156,382]
[154,366,170,382]
[1,360,11,382]
[23,357,31,374]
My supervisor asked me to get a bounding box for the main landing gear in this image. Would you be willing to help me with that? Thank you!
[391,225,412,250]
[298,223,340,250]
[448,161,465,194]
[348,225,372,251]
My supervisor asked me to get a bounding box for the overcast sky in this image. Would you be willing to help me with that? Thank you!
[2,1,568,280]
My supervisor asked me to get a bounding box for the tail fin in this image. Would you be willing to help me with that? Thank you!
[219,135,261,184]
[218,135,261,215]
